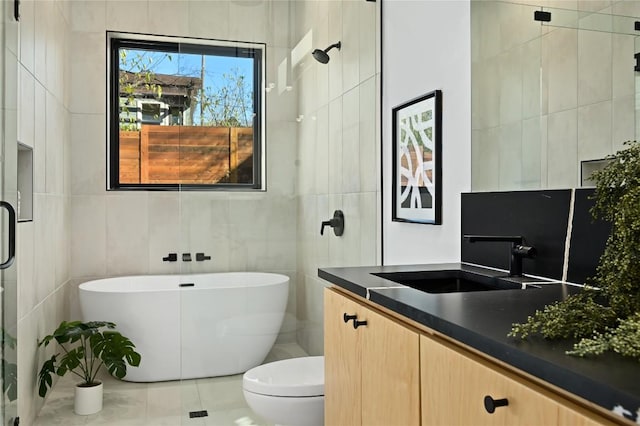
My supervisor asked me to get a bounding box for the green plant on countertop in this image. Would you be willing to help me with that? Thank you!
[38,321,141,397]
[509,140,640,360]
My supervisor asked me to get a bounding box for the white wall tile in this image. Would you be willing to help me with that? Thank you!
[341,86,359,194]
[229,1,267,43]
[71,195,106,278]
[297,115,316,194]
[359,76,376,193]
[499,43,523,125]
[33,0,50,84]
[69,32,105,114]
[498,122,522,190]
[19,0,35,73]
[612,95,635,152]
[544,27,577,114]
[45,93,64,194]
[328,96,343,194]
[33,194,55,303]
[358,0,376,83]
[148,1,190,37]
[70,113,105,195]
[577,29,611,106]
[46,5,66,102]
[612,33,634,100]
[18,65,35,147]
[106,193,149,276]
[17,222,35,317]
[521,116,542,189]
[577,101,612,161]
[522,38,541,120]
[471,128,500,192]
[70,0,106,32]
[188,0,229,39]
[33,82,46,194]
[341,0,359,93]
[315,106,329,195]
[106,0,149,33]
[547,109,578,188]
[266,122,297,196]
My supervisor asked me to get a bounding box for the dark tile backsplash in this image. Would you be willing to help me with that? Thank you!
[566,189,611,284]
[461,190,572,280]
[461,189,612,284]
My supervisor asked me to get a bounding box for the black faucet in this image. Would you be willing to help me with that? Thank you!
[463,235,537,277]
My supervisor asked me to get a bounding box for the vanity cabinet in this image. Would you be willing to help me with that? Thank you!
[324,288,420,426]
[325,287,621,426]
[421,335,615,426]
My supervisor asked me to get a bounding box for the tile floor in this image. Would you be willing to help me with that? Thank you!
[34,343,308,426]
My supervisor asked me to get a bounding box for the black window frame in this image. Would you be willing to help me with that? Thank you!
[108,33,265,191]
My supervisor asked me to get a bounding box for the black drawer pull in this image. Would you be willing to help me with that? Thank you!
[353,320,367,329]
[484,395,508,413]
[343,313,357,323]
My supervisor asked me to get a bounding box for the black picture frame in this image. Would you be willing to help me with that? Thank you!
[391,90,442,224]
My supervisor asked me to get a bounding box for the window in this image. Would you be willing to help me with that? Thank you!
[107,33,265,190]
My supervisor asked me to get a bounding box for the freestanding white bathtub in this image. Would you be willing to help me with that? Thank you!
[79,272,289,382]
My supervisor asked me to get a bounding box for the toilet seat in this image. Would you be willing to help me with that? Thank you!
[243,356,324,397]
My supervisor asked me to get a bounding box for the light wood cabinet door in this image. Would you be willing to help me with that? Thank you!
[324,288,421,426]
[324,288,362,426]
[361,301,421,426]
[421,335,560,426]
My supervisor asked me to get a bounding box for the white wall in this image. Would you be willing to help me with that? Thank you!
[382,0,471,264]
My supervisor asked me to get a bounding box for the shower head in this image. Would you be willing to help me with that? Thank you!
[311,41,341,64]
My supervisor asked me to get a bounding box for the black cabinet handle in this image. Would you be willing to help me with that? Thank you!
[484,395,509,413]
[182,253,192,262]
[353,319,367,329]
[343,313,357,323]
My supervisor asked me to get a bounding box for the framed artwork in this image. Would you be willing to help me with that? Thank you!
[391,89,442,224]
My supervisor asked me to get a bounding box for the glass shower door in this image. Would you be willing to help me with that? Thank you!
[0,1,19,425]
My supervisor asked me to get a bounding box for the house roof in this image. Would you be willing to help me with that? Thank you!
[119,71,203,98]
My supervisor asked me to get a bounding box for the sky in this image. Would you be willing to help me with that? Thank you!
[121,48,255,125]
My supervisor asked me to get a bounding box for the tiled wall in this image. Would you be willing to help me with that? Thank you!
[67,1,300,348]
[293,0,380,355]
[15,0,72,424]
[472,0,640,191]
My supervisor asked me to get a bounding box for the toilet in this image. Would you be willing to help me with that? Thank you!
[242,356,324,426]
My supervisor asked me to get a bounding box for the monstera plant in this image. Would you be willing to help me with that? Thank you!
[38,320,141,414]
[510,141,640,361]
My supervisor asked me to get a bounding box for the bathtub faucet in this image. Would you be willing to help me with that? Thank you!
[196,253,211,261]
[463,235,536,277]
[163,253,177,262]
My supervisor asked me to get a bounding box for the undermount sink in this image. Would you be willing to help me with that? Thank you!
[372,270,533,294]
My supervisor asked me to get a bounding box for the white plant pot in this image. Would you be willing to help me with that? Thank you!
[74,382,103,415]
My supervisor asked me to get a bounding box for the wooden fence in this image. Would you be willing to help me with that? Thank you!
[119,125,254,184]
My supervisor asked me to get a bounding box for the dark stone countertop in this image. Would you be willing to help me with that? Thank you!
[318,263,640,423]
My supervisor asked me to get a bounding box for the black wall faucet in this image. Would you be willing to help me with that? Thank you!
[463,235,537,277]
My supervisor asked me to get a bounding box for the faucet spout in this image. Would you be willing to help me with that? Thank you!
[463,235,535,277]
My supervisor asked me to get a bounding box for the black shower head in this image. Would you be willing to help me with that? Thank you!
[311,41,341,64]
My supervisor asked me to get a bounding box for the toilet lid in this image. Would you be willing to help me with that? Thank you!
[243,356,324,397]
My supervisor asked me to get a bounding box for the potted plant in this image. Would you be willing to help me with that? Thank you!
[38,320,141,415]
[510,140,640,360]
